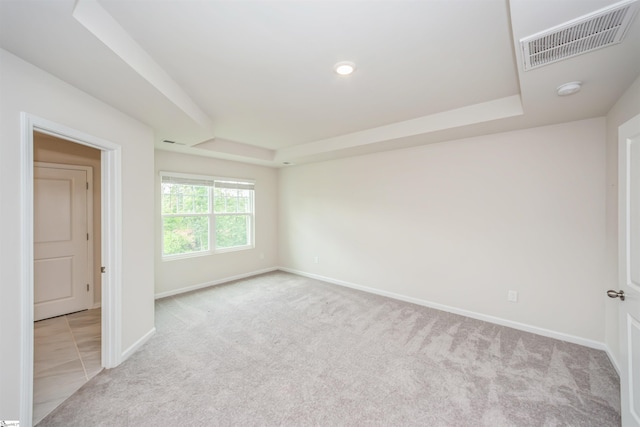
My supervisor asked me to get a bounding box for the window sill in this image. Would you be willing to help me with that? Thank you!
[214,244,254,254]
[161,251,213,262]
[161,245,254,261]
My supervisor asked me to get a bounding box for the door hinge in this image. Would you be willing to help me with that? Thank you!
[101,266,106,273]
[87,283,90,292]
[86,182,89,190]
[87,233,89,241]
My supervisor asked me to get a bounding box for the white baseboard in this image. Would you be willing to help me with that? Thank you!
[154,267,279,299]
[279,267,609,352]
[121,327,156,362]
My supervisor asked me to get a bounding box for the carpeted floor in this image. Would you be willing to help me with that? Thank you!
[38,271,620,426]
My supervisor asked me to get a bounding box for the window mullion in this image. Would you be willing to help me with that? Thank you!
[210,187,215,251]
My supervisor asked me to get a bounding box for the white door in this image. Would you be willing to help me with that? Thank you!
[34,164,91,321]
[616,113,640,426]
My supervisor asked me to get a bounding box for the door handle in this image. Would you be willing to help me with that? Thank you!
[606,290,625,301]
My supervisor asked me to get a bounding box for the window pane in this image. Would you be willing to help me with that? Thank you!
[163,216,209,255]
[214,187,232,213]
[216,215,250,249]
[237,196,246,212]
[213,188,225,212]
[234,192,250,213]
[162,183,210,215]
[194,194,209,213]
[225,195,238,213]
[214,188,252,214]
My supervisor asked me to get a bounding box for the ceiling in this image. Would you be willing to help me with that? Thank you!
[1,0,639,167]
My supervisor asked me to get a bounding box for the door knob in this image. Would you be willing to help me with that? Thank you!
[606,290,625,301]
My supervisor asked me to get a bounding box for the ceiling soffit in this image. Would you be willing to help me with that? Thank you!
[78,0,522,164]
[1,0,637,166]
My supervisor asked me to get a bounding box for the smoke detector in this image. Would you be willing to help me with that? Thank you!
[556,81,582,96]
[520,0,639,71]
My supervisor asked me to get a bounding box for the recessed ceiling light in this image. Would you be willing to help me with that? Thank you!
[556,81,582,96]
[334,61,356,76]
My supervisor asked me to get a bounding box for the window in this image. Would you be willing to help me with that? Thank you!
[161,172,254,258]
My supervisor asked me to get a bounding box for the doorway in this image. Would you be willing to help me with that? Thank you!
[32,134,102,424]
[20,114,123,427]
[33,134,101,317]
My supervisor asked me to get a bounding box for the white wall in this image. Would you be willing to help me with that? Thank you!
[279,118,607,344]
[154,151,278,296]
[604,75,640,367]
[0,49,155,419]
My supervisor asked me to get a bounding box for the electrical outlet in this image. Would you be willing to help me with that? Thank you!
[314,256,319,264]
[508,290,518,302]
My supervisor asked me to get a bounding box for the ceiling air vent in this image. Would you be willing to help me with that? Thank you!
[520,0,639,71]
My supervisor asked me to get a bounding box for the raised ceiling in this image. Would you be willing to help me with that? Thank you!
[1,0,639,166]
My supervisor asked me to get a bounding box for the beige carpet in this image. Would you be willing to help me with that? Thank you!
[38,271,620,426]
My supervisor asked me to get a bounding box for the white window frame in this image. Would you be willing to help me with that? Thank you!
[160,171,255,260]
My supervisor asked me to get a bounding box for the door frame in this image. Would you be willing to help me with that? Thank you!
[20,113,123,426]
[34,162,95,318]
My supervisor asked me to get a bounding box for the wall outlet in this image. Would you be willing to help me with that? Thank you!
[314,256,319,264]
[508,290,518,302]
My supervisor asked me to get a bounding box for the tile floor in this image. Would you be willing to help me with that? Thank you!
[33,308,101,426]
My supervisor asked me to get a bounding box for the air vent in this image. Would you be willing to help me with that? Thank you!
[520,0,639,71]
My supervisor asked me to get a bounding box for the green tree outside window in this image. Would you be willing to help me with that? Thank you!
[161,174,254,257]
